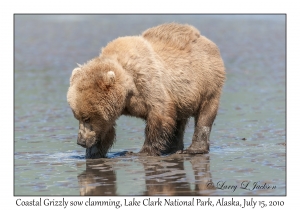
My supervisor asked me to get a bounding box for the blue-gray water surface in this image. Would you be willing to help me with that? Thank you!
[14,14,285,196]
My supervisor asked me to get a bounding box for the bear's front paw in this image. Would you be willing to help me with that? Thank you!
[139,147,161,156]
[176,150,184,154]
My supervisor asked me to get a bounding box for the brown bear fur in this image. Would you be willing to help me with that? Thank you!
[67,23,225,158]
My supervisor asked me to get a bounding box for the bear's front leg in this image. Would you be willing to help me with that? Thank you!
[140,112,176,156]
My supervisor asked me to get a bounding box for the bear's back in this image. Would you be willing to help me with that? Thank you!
[142,23,200,50]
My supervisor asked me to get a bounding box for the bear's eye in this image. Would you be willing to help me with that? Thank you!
[84,118,90,123]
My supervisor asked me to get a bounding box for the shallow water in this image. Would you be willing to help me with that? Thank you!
[14,14,285,195]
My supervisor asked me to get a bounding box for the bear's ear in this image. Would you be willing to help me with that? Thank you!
[105,71,116,86]
[70,67,82,84]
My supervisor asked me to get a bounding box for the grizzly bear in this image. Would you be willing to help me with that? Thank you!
[67,23,225,158]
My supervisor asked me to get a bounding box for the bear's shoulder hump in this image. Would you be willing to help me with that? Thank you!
[142,23,200,50]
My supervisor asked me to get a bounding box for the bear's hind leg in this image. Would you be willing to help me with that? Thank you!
[181,96,220,154]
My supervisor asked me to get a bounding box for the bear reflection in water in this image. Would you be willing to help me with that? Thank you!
[77,154,215,196]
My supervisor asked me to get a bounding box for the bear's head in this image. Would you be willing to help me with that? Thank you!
[67,58,126,158]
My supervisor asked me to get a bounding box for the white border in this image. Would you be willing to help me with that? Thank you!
[4,0,297,208]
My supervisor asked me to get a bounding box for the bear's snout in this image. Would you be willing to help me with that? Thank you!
[77,132,87,148]
[77,130,97,148]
